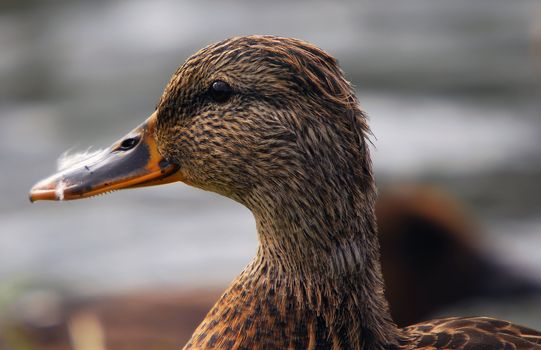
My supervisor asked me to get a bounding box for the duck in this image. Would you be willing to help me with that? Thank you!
[29,35,541,349]
[377,186,541,327]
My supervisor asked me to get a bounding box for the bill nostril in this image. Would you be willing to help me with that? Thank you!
[118,137,140,151]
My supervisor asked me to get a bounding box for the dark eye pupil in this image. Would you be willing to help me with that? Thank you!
[209,80,232,103]
[119,137,139,150]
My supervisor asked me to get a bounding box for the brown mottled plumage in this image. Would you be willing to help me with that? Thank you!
[30,35,541,349]
[155,36,397,349]
[151,36,541,349]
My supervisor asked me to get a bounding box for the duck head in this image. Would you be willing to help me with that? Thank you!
[30,35,374,215]
[29,36,398,349]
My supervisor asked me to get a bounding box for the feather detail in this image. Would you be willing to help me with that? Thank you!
[57,148,106,172]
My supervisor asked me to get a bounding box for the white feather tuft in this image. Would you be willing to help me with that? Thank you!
[56,148,105,172]
[55,179,66,201]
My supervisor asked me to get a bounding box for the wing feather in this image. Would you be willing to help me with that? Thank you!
[403,317,541,349]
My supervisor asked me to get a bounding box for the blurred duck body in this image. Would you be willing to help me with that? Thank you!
[28,36,541,349]
[378,186,541,327]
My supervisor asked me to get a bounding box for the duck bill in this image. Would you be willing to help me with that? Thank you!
[29,112,181,202]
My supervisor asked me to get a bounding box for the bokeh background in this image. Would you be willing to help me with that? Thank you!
[1,0,541,348]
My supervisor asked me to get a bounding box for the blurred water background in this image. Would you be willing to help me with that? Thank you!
[1,0,541,331]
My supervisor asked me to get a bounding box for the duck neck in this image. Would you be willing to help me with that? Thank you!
[187,115,404,349]
[229,175,402,348]
[186,182,404,349]
[251,184,381,280]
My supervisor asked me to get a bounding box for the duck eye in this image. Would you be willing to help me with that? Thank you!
[209,80,233,103]
[118,137,139,151]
